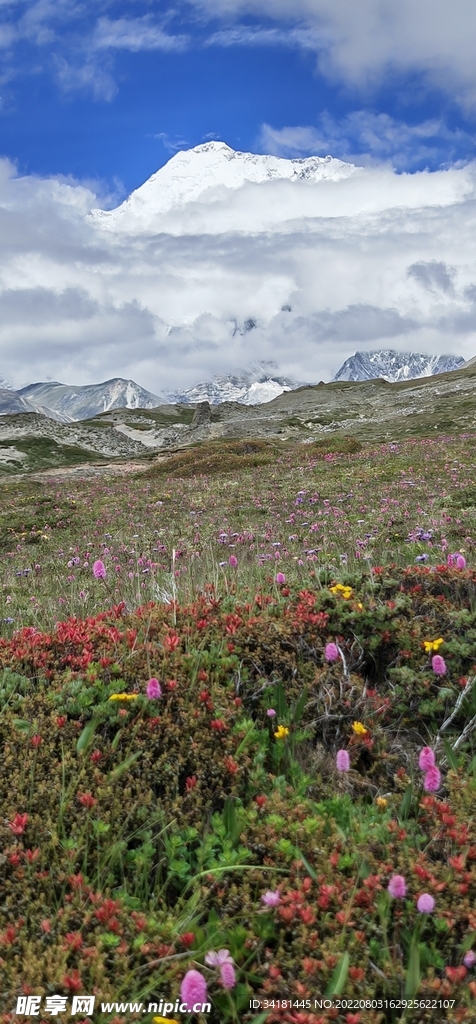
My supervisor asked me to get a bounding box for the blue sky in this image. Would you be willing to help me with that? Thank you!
[2,0,476,193]
[2,1,476,393]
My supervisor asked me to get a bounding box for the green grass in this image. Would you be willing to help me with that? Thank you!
[0,437,108,474]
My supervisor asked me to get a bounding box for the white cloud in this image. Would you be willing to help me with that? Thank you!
[93,17,189,53]
[55,56,118,101]
[0,24,16,47]
[259,114,476,170]
[155,132,191,154]
[196,0,476,108]
[205,24,320,50]
[1,151,476,392]
[0,4,190,100]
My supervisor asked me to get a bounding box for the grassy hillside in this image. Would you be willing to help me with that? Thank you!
[0,432,475,1024]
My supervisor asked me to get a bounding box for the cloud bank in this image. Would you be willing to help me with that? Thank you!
[195,0,476,108]
[1,150,476,393]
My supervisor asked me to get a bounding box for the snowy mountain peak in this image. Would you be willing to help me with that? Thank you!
[167,362,306,406]
[333,350,465,383]
[91,143,358,232]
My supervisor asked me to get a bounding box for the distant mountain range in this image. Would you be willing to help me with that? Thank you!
[0,350,468,422]
[333,350,465,382]
[17,379,164,423]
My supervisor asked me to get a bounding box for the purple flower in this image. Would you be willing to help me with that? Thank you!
[417,893,435,913]
[418,747,436,771]
[275,572,286,584]
[92,559,106,580]
[146,678,162,699]
[261,889,281,907]
[424,766,441,792]
[336,749,350,772]
[464,950,476,968]
[228,555,238,568]
[388,874,407,898]
[325,642,339,663]
[266,708,276,718]
[180,969,208,1011]
[432,655,447,676]
[415,554,429,562]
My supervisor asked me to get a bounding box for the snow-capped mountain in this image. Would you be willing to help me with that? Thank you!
[168,362,306,406]
[91,141,358,233]
[333,350,465,383]
[18,379,164,422]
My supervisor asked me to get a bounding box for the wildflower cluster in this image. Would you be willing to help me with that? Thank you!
[0,431,475,1023]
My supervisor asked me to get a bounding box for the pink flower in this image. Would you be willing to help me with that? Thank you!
[266,708,276,718]
[448,552,467,569]
[205,950,237,990]
[220,961,236,989]
[464,950,476,968]
[418,747,436,771]
[146,678,162,699]
[93,559,106,579]
[388,874,407,898]
[432,655,447,675]
[205,949,233,967]
[261,889,281,907]
[275,572,286,584]
[228,555,238,568]
[424,766,441,792]
[417,893,435,913]
[336,749,350,772]
[325,642,339,663]
[180,969,208,1011]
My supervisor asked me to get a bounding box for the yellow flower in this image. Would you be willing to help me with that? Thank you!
[356,602,363,611]
[352,721,368,736]
[376,796,387,810]
[153,1018,178,1024]
[423,637,444,654]
[274,725,290,740]
[108,693,138,701]
[330,584,353,600]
